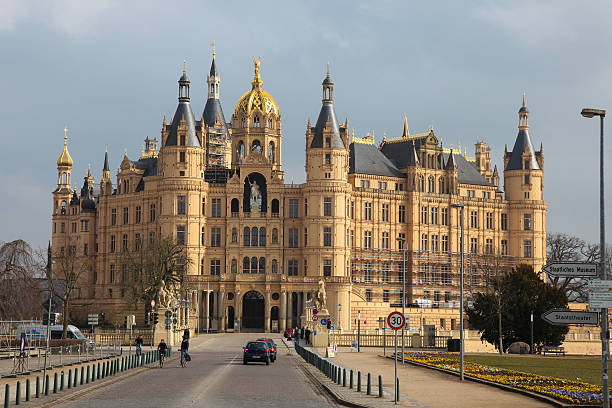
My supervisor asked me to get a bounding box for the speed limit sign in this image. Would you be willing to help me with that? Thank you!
[387,311,405,330]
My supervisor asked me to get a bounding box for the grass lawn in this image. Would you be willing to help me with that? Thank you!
[444,353,603,386]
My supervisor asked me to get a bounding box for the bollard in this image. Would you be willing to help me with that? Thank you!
[92,365,95,383]
[68,370,72,389]
[121,357,125,372]
[378,375,383,398]
[343,368,346,387]
[45,375,50,396]
[396,378,400,401]
[53,372,58,393]
[80,366,84,385]
[74,368,78,387]
[367,373,371,395]
[350,370,354,389]
[5,384,9,408]
[102,362,106,378]
[86,366,90,384]
[36,376,40,398]
[357,371,362,392]
[338,368,342,385]
[25,379,30,402]
[16,381,21,405]
[97,362,101,379]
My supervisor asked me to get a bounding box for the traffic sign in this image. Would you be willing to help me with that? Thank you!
[312,316,318,321]
[543,262,598,278]
[541,309,599,326]
[589,280,612,308]
[165,310,172,318]
[330,317,335,323]
[313,309,318,315]
[165,318,172,325]
[87,314,99,325]
[320,318,328,326]
[151,299,156,308]
[387,311,405,330]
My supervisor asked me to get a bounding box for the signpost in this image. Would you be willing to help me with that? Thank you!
[87,314,99,336]
[589,280,612,309]
[312,315,318,322]
[387,311,405,405]
[543,262,598,278]
[541,309,599,326]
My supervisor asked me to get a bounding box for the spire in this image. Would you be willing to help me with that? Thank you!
[311,63,344,148]
[207,43,220,99]
[518,92,529,130]
[402,114,410,137]
[166,63,199,147]
[493,164,498,175]
[57,127,73,167]
[103,147,109,172]
[445,149,457,170]
[178,60,190,102]
[506,94,540,170]
[406,141,420,167]
[251,57,263,90]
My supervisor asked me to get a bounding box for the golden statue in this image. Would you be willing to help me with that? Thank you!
[253,57,261,77]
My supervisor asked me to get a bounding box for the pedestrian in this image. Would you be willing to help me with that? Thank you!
[135,334,144,356]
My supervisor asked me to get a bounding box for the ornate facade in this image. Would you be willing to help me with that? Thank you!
[51,52,546,333]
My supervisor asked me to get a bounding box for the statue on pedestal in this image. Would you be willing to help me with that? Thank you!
[313,278,328,314]
[248,177,262,208]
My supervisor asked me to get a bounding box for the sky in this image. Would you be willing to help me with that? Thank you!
[1,0,611,251]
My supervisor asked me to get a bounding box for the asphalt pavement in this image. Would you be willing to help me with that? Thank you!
[53,333,336,408]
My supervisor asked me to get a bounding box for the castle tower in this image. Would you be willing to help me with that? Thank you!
[230,58,282,172]
[53,127,74,216]
[100,148,112,196]
[474,141,494,184]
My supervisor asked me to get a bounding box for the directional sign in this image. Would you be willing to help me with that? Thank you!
[543,262,598,278]
[87,314,99,325]
[165,310,172,318]
[588,280,612,308]
[150,299,156,308]
[387,311,405,330]
[541,309,599,326]
[320,318,328,326]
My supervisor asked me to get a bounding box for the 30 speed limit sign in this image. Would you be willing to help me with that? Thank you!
[387,311,405,330]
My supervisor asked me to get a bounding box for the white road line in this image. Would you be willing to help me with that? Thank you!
[189,354,240,405]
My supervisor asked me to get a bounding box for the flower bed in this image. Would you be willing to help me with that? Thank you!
[398,352,606,405]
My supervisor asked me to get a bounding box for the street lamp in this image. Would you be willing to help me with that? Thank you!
[451,202,465,381]
[397,236,407,363]
[581,107,608,408]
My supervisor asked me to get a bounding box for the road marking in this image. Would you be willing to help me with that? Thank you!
[189,354,240,405]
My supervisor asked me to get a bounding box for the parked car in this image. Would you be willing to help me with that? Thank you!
[256,338,277,362]
[284,328,293,340]
[243,341,271,365]
[16,324,94,348]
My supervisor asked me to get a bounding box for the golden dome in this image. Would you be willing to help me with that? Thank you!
[234,57,279,117]
[57,128,73,167]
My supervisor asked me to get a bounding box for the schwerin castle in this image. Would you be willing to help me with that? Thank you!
[51,50,546,334]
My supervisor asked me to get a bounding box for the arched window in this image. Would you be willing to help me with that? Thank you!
[231,228,237,243]
[231,198,239,214]
[241,118,246,128]
[254,116,260,128]
[243,257,250,273]
[61,201,67,215]
[271,199,279,214]
[428,176,435,193]
[251,139,261,153]
[201,258,205,275]
[272,259,278,274]
[259,257,266,274]
[268,142,275,162]
[272,228,278,244]
[251,257,258,273]
[231,258,237,274]
[438,177,446,194]
[244,227,250,246]
[251,227,258,247]
[238,141,245,161]
[259,227,266,246]
[419,176,425,192]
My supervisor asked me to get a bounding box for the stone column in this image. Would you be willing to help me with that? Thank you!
[287,291,294,329]
[235,290,241,332]
[219,290,226,332]
[280,291,286,331]
[265,290,271,333]
[204,291,210,331]
[213,291,219,330]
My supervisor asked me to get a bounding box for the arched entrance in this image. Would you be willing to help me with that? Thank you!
[242,291,264,331]
[227,306,235,330]
[271,306,279,333]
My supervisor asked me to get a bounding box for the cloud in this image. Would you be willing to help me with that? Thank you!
[0,0,115,36]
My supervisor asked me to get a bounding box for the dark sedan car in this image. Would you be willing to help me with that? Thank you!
[243,341,271,365]
[256,338,277,362]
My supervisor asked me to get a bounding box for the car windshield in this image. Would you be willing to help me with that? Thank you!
[246,342,266,350]
[72,329,86,339]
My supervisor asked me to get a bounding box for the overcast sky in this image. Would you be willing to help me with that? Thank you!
[1,0,611,251]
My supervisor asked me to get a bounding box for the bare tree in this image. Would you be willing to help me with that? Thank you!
[0,240,44,320]
[48,245,91,338]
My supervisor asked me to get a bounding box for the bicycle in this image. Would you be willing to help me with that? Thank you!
[180,350,188,367]
[135,344,142,357]
[159,351,165,368]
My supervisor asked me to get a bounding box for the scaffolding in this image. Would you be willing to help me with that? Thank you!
[204,127,228,183]
[350,247,516,308]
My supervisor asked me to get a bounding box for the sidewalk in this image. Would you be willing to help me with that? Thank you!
[312,347,555,408]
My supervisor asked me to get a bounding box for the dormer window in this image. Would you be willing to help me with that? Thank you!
[325,154,331,165]
[325,137,331,148]
[180,134,186,146]
[524,159,530,169]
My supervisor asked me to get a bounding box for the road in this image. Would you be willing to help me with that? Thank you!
[55,333,336,408]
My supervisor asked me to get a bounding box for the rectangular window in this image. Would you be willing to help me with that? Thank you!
[179,151,186,163]
[177,195,186,215]
[421,234,428,251]
[501,239,508,256]
[421,206,428,224]
[110,235,116,253]
[304,228,308,246]
[486,212,494,229]
[523,213,532,231]
[360,179,370,188]
[381,203,389,222]
[381,231,389,249]
[212,198,222,217]
[288,260,299,276]
[289,199,299,218]
[109,264,115,283]
[111,208,117,225]
[201,227,205,245]
[431,207,438,225]
[485,238,494,254]
[524,240,532,258]
[210,259,220,275]
[211,227,221,247]
[323,227,332,247]
[323,259,332,276]
[398,205,406,223]
[122,234,128,251]
[135,233,141,250]
[382,263,390,283]
[83,243,88,256]
[304,259,308,275]
[364,265,372,284]
[201,197,206,215]
[350,230,354,248]
[288,228,299,248]
[365,289,372,302]
[470,237,478,254]
[177,225,185,245]
[378,181,387,190]
[431,234,439,253]
[121,264,127,283]
[441,266,450,285]
[398,233,406,249]
[135,206,141,224]
[524,175,530,184]
[323,197,332,216]
[382,289,389,303]
[501,213,508,231]
[149,232,155,247]
[470,211,478,228]
[150,204,156,222]
[364,231,372,248]
[441,235,449,253]
[325,153,331,165]
[350,201,354,219]
[71,222,77,233]
[364,202,372,220]
[123,207,129,224]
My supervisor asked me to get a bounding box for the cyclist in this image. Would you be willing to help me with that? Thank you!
[135,335,144,356]
[157,339,168,367]
[180,335,189,367]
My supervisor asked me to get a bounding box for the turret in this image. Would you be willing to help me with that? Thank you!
[56,127,73,190]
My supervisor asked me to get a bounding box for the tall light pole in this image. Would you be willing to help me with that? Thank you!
[397,236,407,363]
[451,203,465,381]
[581,107,607,408]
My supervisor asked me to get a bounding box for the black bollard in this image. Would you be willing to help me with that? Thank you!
[396,377,400,401]
[343,368,346,387]
[67,369,72,389]
[357,371,362,392]
[350,370,354,389]
[80,366,84,385]
[5,384,9,408]
[91,365,95,383]
[74,368,78,387]
[45,375,50,396]
[25,379,30,402]
[36,376,40,398]
[378,375,383,397]
[367,373,371,395]
[101,362,105,378]
[53,372,58,393]
[97,362,100,379]
[60,371,65,391]
[16,381,21,405]
[86,365,90,384]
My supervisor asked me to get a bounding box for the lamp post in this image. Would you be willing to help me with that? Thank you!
[581,107,607,408]
[451,203,465,381]
[530,311,534,355]
[397,236,407,363]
